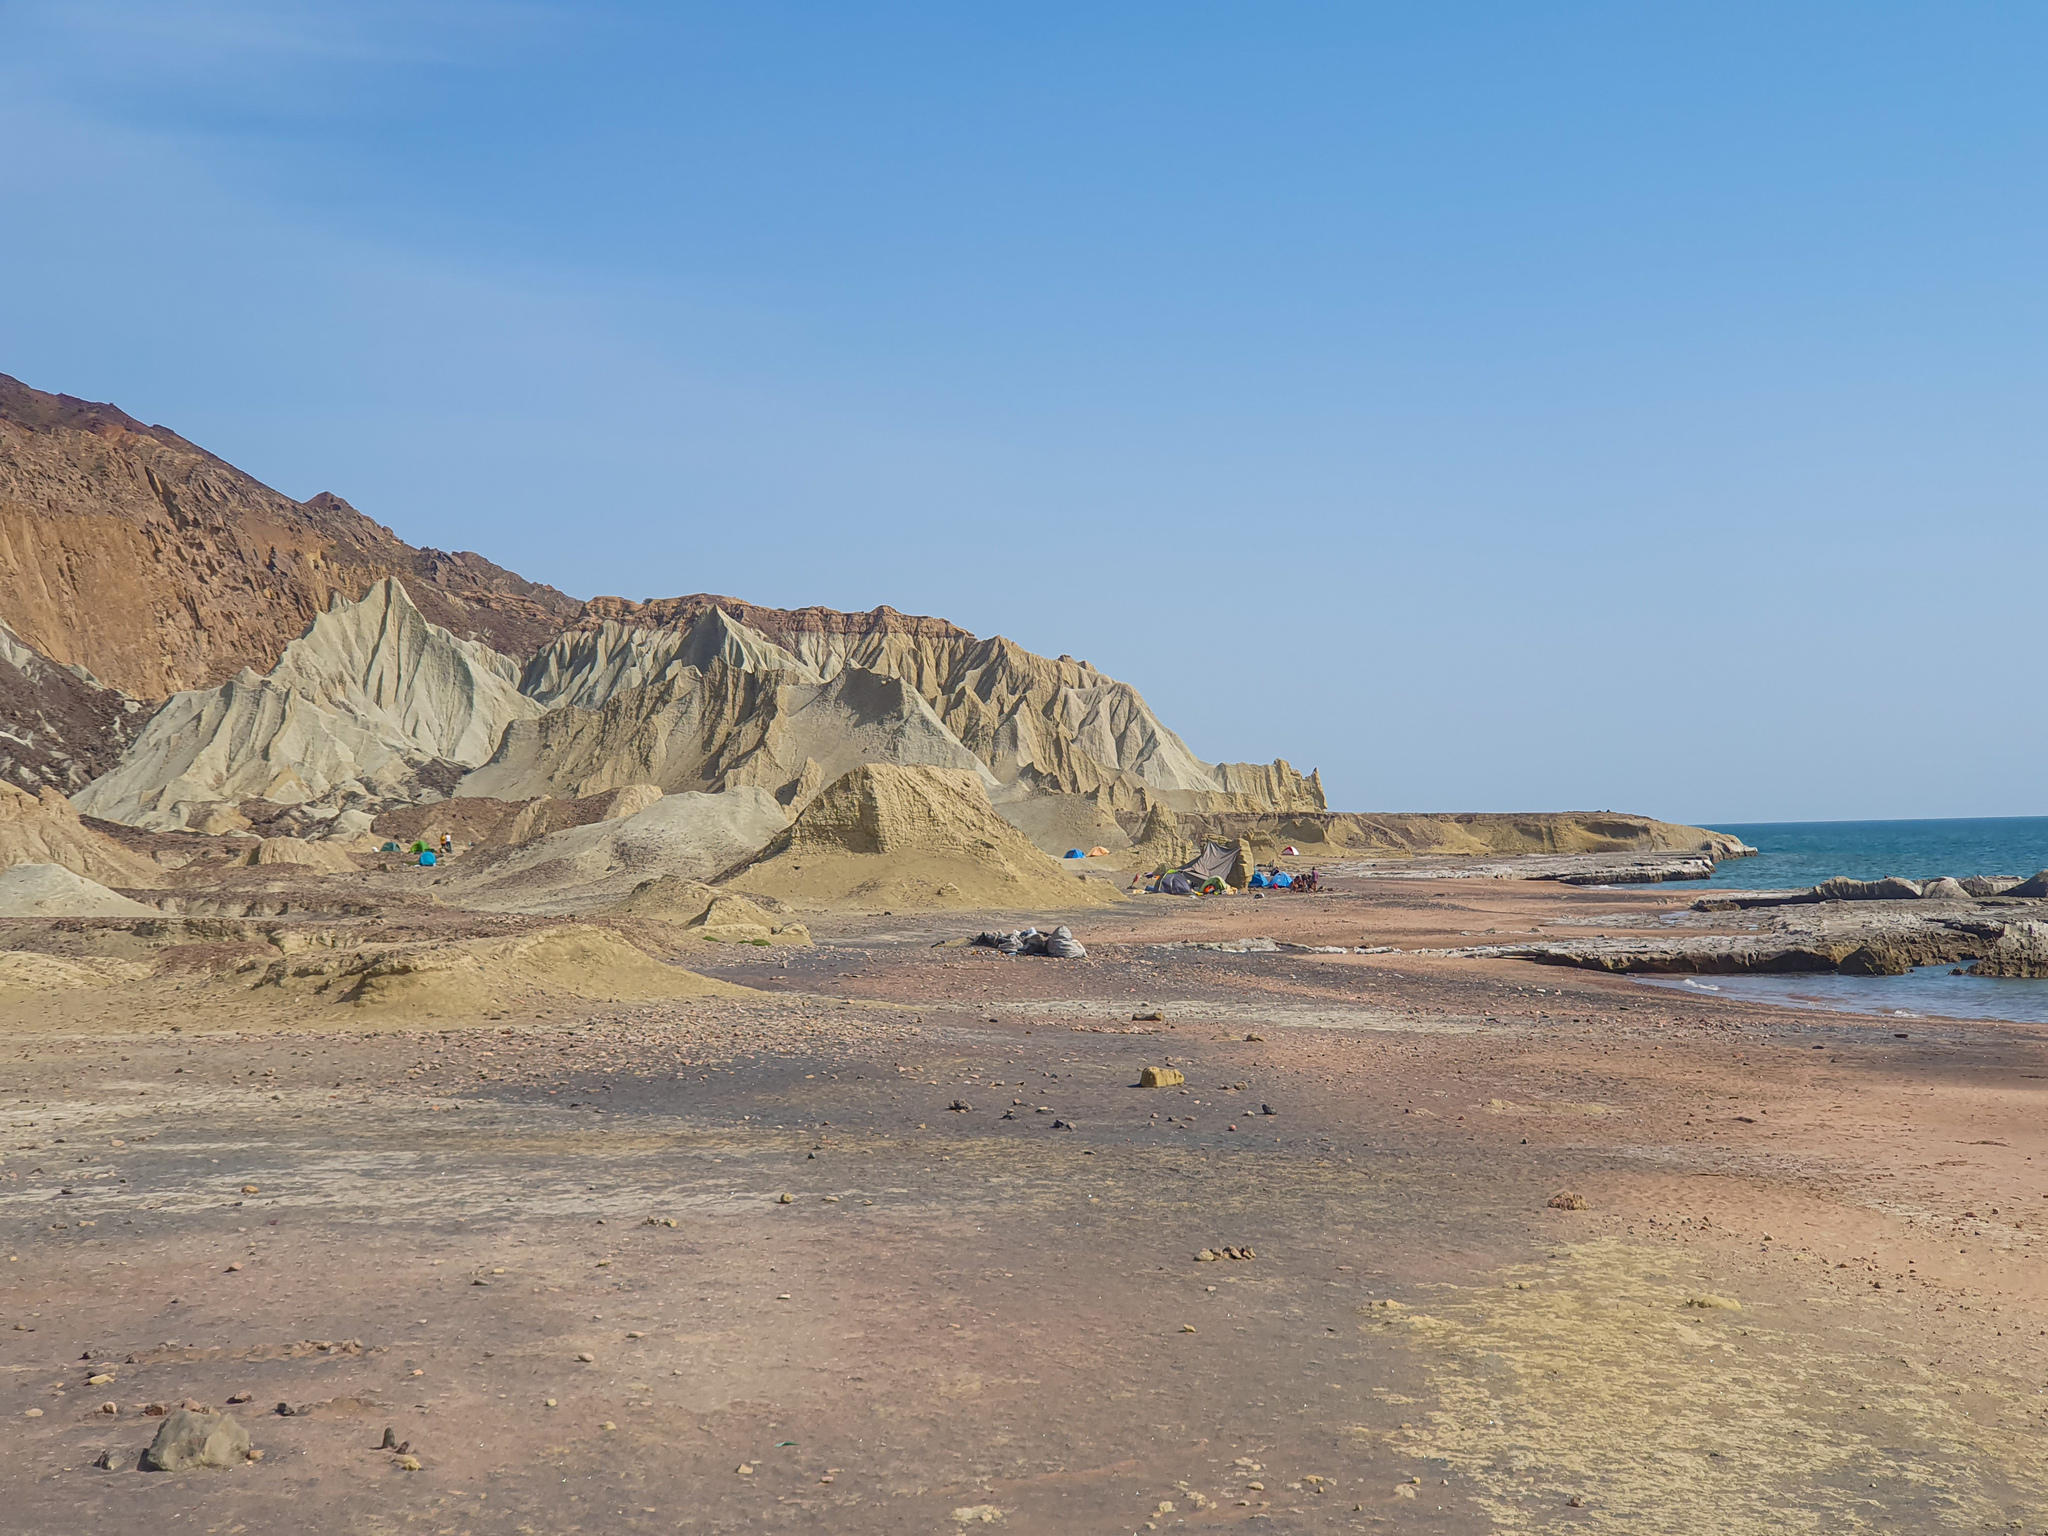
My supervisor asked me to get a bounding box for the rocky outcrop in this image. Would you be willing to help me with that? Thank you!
[0,780,162,886]
[73,580,543,830]
[0,373,577,699]
[1967,920,2048,978]
[0,617,146,794]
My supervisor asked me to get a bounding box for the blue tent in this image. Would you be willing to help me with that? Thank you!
[1063,848,1087,859]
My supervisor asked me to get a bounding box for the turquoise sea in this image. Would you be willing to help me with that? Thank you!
[1693,815,2048,890]
[1666,816,2048,1024]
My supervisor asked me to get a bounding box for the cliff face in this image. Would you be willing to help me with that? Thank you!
[0,374,578,700]
[536,598,1326,815]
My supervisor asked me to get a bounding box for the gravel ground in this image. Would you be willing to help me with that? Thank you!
[6,876,2048,1533]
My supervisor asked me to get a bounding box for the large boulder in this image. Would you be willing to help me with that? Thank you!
[143,1408,251,1471]
[1814,875,1923,902]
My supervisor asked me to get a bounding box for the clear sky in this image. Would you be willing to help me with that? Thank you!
[3,3,2042,825]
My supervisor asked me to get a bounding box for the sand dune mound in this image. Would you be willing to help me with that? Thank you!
[609,876,811,944]
[0,863,155,917]
[311,925,749,1015]
[726,764,1123,912]
[442,788,788,914]
[0,949,153,991]
[0,782,162,887]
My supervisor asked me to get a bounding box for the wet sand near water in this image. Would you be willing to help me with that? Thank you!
[6,875,2048,1533]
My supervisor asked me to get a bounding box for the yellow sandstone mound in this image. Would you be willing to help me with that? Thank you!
[0,782,161,888]
[725,763,1124,912]
[608,875,812,945]
[246,837,359,873]
[256,924,753,1017]
[1127,801,1196,872]
[0,950,152,992]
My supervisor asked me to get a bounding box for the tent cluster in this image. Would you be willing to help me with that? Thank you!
[377,835,454,867]
[1145,841,1320,897]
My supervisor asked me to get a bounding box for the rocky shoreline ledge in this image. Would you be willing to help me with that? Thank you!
[1423,871,2048,978]
[1333,846,1756,886]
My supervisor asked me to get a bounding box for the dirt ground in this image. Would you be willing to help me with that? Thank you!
[5,873,2048,1534]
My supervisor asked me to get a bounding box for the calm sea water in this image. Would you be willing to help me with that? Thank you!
[1694,816,2048,890]
[1640,967,2048,1026]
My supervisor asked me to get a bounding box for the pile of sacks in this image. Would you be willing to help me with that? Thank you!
[972,925,1086,959]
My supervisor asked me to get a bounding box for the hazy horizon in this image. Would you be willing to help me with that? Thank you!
[5,3,2043,825]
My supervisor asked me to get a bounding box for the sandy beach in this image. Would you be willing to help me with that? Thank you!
[8,871,2047,1534]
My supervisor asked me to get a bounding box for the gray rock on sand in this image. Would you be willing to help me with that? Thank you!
[143,1408,251,1471]
[1045,926,1086,959]
[1918,877,1971,901]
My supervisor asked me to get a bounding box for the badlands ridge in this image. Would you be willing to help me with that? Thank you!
[0,368,1735,937]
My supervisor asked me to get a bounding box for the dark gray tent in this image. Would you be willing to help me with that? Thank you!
[1179,843,1236,882]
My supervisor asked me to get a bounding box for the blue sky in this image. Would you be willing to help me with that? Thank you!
[3,2,2043,823]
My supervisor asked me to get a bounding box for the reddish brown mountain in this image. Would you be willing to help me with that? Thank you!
[0,373,578,700]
